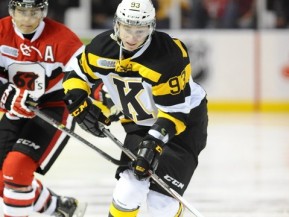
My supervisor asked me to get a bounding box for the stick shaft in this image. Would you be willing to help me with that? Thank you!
[30,106,204,216]
[30,107,124,166]
[101,127,205,217]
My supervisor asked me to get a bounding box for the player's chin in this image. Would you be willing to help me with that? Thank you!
[124,47,136,52]
[123,43,139,51]
[19,26,35,34]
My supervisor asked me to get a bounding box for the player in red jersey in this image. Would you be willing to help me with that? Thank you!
[0,0,86,216]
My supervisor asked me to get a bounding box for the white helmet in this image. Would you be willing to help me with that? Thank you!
[114,0,156,31]
[113,0,156,50]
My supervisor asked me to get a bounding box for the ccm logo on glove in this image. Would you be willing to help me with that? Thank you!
[71,100,88,117]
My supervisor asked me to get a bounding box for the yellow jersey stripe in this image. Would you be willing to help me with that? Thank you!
[80,52,97,79]
[152,64,191,96]
[173,39,188,57]
[158,110,186,135]
[131,62,161,82]
[63,78,91,94]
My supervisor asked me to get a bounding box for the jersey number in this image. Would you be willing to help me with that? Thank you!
[169,70,186,95]
[8,62,46,99]
[131,2,140,8]
[13,72,38,91]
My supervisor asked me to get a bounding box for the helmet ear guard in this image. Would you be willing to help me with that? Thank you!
[8,0,49,17]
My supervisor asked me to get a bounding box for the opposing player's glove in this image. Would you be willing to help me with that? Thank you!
[132,135,164,180]
[91,83,123,122]
[64,89,111,137]
[0,83,35,118]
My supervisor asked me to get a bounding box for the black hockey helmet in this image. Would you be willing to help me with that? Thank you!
[9,0,48,9]
[9,0,49,17]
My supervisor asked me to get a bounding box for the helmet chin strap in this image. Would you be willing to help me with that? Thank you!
[117,36,152,68]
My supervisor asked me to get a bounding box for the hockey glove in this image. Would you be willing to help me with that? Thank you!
[132,135,164,180]
[0,83,35,118]
[64,89,111,137]
[91,82,123,122]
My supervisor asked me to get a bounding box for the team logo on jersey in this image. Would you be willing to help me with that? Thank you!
[115,59,132,72]
[97,58,116,69]
[113,77,155,122]
[20,43,43,58]
[8,62,46,98]
[0,45,18,58]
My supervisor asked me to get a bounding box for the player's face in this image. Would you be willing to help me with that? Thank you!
[11,7,43,34]
[118,24,150,51]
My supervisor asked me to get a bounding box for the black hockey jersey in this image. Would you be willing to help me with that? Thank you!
[65,30,206,136]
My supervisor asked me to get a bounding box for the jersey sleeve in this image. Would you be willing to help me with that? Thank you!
[63,41,102,94]
[45,19,84,70]
[150,38,193,139]
[62,70,91,95]
[57,29,84,69]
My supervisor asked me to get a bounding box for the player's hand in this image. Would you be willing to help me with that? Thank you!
[91,83,123,122]
[64,89,111,137]
[132,135,164,180]
[0,83,35,118]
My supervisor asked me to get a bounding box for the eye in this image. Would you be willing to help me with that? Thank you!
[31,10,38,16]
[16,9,25,14]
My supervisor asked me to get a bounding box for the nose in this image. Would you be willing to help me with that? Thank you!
[125,32,139,42]
[21,15,31,21]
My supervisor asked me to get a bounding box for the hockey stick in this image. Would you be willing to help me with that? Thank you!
[99,125,205,217]
[29,105,204,216]
[28,105,125,166]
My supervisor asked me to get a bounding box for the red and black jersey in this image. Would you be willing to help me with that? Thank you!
[0,16,84,101]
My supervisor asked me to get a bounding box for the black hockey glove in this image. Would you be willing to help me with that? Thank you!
[91,82,123,122]
[64,89,111,137]
[132,135,164,180]
[0,83,35,118]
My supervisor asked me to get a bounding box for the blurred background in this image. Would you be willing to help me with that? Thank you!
[1,1,289,216]
[1,0,289,112]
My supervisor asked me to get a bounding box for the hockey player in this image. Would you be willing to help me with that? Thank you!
[0,0,86,216]
[63,0,208,216]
